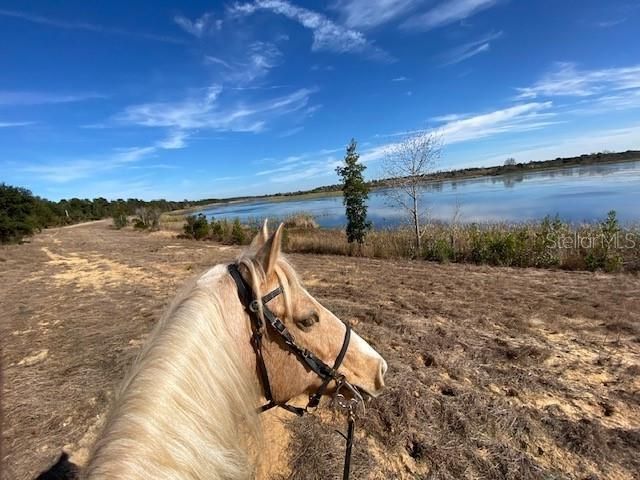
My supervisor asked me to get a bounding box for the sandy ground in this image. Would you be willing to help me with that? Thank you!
[1,222,639,479]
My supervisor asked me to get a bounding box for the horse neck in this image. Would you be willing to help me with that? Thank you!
[84,266,261,480]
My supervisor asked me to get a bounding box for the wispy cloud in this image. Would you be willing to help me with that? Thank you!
[16,131,186,183]
[440,30,502,66]
[516,62,640,99]
[594,18,627,28]
[403,0,500,30]
[255,146,345,181]
[117,84,317,134]
[204,55,233,69]
[229,0,390,59]
[479,123,640,167]
[392,76,409,82]
[359,102,557,163]
[0,121,35,128]
[0,91,106,106]
[174,12,222,37]
[156,130,189,150]
[332,0,422,29]
[226,42,283,85]
[437,102,557,143]
[278,125,304,137]
[0,8,185,44]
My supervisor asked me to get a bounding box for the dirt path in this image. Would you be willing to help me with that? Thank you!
[1,222,639,479]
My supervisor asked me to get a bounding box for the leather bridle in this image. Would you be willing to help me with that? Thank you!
[228,263,361,479]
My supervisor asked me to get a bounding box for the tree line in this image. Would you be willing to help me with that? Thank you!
[0,183,210,243]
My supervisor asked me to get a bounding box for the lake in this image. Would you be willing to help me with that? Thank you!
[199,160,640,227]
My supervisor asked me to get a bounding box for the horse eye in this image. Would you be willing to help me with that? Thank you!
[297,313,319,329]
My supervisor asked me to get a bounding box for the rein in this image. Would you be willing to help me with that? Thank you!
[228,263,360,480]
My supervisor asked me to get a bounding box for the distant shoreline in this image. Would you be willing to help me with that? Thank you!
[175,150,639,214]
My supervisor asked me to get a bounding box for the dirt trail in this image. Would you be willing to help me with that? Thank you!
[2,222,639,479]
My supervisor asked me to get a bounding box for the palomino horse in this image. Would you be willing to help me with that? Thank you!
[62,221,387,479]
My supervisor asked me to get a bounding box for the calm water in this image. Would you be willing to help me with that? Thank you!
[200,160,640,227]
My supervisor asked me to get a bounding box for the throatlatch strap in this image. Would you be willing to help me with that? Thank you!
[229,264,275,406]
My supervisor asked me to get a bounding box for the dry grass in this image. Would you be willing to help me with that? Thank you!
[2,223,639,479]
[284,218,640,273]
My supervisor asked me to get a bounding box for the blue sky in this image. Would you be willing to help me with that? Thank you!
[1,0,639,201]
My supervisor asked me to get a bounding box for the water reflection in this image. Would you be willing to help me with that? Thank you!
[199,160,640,226]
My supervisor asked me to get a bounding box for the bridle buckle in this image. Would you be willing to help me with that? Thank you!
[249,299,260,313]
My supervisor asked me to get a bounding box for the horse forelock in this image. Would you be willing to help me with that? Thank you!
[236,253,302,322]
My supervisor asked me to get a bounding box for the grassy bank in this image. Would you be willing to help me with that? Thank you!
[174,212,639,273]
[285,213,639,273]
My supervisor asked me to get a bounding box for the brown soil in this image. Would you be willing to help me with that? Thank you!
[1,222,639,480]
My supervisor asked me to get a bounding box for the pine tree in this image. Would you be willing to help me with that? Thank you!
[336,139,371,244]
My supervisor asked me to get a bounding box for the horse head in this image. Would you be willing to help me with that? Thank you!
[236,220,387,405]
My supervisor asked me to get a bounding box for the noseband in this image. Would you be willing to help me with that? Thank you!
[228,263,360,415]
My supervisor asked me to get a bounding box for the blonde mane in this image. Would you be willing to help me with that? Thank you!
[84,264,262,480]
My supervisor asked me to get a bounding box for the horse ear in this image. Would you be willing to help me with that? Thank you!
[249,219,269,250]
[255,223,284,276]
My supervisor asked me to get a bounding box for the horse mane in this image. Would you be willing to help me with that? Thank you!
[84,264,262,479]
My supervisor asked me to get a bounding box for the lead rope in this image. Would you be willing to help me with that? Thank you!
[342,406,356,480]
[334,384,363,480]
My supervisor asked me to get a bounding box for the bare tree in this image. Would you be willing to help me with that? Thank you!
[134,206,161,230]
[383,131,442,253]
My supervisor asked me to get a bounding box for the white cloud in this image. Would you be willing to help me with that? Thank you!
[0,91,105,105]
[438,102,557,143]
[203,41,284,86]
[594,18,626,28]
[174,12,222,37]
[229,0,389,59]
[392,76,409,82]
[332,0,422,29]
[117,85,316,134]
[440,31,502,66]
[231,42,283,84]
[403,0,499,30]
[156,130,189,150]
[0,8,185,44]
[359,102,557,163]
[479,124,640,166]
[278,125,304,137]
[204,55,232,69]
[516,62,640,99]
[0,121,34,127]
[16,130,191,184]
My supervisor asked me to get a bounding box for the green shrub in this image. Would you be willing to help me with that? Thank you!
[210,219,222,238]
[0,184,39,243]
[231,218,246,244]
[112,210,128,229]
[183,214,210,240]
[133,219,147,230]
[424,238,454,262]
